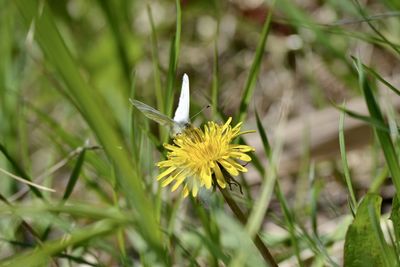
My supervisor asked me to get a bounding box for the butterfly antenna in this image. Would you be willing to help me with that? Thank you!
[190,104,211,120]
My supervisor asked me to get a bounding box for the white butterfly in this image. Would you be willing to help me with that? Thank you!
[130,74,191,136]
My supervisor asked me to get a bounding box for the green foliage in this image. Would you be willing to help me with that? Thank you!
[355,59,400,197]
[344,194,396,267]
[14,0,163,259]
[62,148,86,201]
[237,6,273,123]
[339,110,357,212]
[1,219,126,267]
[391,196,400,251]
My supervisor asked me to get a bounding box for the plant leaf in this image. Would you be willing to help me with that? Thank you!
[344,194,388,267]
[62,148,86,201]
[238,8,273,123]
[390,195,400,249]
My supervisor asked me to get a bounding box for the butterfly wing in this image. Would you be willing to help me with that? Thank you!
[173,73,190,124]
[130,99,175,127]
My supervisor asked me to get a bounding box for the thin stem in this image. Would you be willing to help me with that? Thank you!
[218,185,278,267]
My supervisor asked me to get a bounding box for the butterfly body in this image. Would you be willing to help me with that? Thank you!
[130,74,191,137]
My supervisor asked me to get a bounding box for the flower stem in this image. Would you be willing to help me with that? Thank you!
[218,185,278,267]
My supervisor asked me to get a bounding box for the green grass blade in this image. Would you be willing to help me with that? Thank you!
[238,7,273,123]
[174,0,181,70]
[369,167,389,193]
[96,0,131,95]
[165,0,181,118]
[332,102,392,133]
[359,60,400,96]
[390,195,400,254]
[255,110,272,160]
[355,58,400,197]
[245,166,277,239]
[0,219,126,266]
[339,109,358,211]
[62,148,86,201]
[165,35,177,118]
[147,4,164,113]
[128,71,139,158]
[247,150,265,176]
[0,202,132,223]
[211,41,219,119]
[309,162,319,234]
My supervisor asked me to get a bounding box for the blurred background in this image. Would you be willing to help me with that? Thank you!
[1,0,400,266]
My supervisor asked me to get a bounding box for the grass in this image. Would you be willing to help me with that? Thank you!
[1,0,400,266]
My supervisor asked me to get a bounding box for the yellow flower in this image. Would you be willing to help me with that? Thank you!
[156,117,255,197]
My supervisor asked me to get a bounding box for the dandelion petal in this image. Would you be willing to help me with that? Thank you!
[157,166,176,180]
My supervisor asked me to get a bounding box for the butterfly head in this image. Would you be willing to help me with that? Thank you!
[172,121,192,137]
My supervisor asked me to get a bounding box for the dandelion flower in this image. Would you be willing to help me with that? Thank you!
[156,117,255,197]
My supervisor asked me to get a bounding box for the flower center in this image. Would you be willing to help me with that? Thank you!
[181,136,225,169]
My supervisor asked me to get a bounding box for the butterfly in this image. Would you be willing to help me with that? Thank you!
[130,74,191,136]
